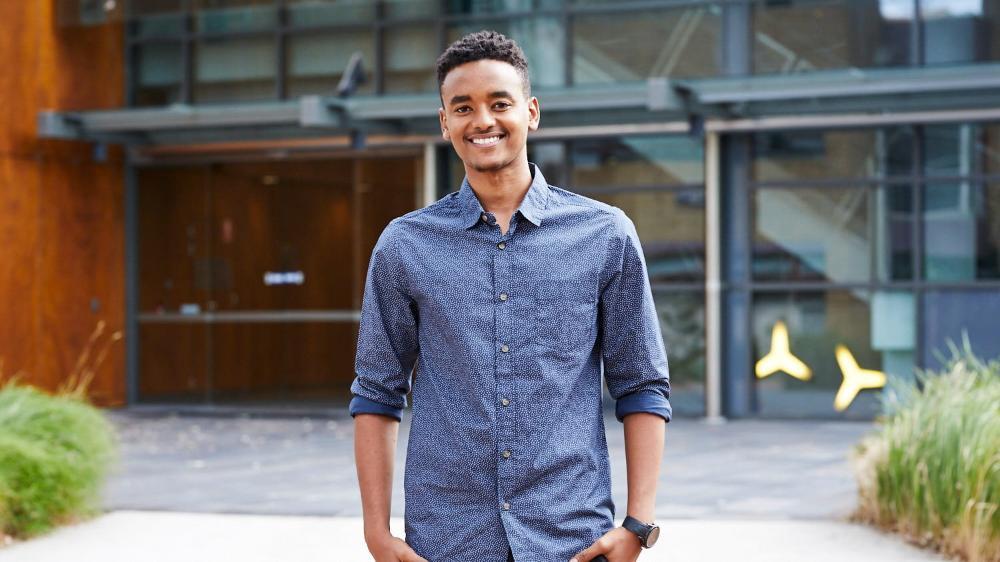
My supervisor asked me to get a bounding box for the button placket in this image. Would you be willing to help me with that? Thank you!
[493,229,516,512]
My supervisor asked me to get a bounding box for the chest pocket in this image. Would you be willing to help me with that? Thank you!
[533,279,598,353]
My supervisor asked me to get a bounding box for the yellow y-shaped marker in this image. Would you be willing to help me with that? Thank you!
[833,345,886,411]
[755,321,812,381]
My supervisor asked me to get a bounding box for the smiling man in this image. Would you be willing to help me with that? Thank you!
[350,31,671,562]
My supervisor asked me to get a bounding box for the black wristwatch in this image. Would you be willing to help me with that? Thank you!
[622,515,660,548]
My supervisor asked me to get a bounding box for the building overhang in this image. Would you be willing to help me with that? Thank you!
[37,62,1000,160]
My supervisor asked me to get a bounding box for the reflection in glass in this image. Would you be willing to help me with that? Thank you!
[922,290,1000,369]
[923,182,1000,281]
[287,32,375,97]
[753,187,870,283]
[194,0,276,33]
[385,26,439,94]
[752,128,913,182]
[448,18,565,89]
[921,0,999,65]
[446,0,532,14]
[752,290,914,418]
[573,7,721,84]
[130,0,184,38]
[571,136,704,187]
[385,0,440,19]
[528,142,566,187]
[588,190,704,282]
[874,184,914,281]
[753,0,911,73]
[195,38,276,102]
[653,291,705,417]
[923,123,1000,177]
[135,42,183,106]
[286,0,375,26]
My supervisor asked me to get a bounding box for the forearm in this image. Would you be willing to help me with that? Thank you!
[354,413,399,541]
[623,412,665,522]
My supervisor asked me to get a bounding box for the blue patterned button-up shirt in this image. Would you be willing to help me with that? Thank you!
[350,163,671,562]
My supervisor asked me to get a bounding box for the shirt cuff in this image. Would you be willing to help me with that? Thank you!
[615,389,672,423]
[349,395,404,421]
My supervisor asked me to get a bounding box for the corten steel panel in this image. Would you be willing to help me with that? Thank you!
[0,159,42,383]
[0,1,125,405]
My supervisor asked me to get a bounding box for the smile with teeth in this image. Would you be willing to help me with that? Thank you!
[471,135,503,146]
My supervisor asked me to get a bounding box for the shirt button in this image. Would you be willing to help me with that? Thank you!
[502,502,511,511]
[500,344,509,353]
[497,242,506,250]
[501,398,510,407]
[481,213,488,223]
[499,292,508,301]
[502,450,511,459]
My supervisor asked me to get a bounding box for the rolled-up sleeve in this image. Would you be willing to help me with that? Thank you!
[349,221,419,421]
[599,210,672,423]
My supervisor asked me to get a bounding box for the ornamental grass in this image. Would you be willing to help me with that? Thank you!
[853,338,1000,562]
[0,321,120,541]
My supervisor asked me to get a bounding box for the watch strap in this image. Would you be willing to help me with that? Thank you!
[622,515,653,547]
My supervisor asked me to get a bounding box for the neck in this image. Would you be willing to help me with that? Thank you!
[465,157,533,215]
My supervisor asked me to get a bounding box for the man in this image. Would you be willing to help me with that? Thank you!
[351,30,671,562]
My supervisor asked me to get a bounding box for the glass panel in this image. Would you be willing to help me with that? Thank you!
[130,0,185,38]
[287,31,376,98]
[753,187,871,283]
[385,0,440,19]
[194,37,276,103]
[922,181,1000,281]
[209,322,357,404]
[571,136,704,187]
[528,141,566,187]
[447,17,566,89]
[752,290,915,419]
[194,0,277,33]
[752,128,914,183]
[924,123,1000,177]
[134,42,184,106]
[588,190,705,282]
[753,0,913,74]
[654,290,705,417]
[874,183,914,281]
[384,26,439,94]
[286,0,375,26]
[446,0,532,14]
[921,0,1000,65]
[922,290,1000,369]
[573,6,722,84]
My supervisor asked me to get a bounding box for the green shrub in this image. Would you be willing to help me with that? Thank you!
[0,382,118,538]
[854,340,1000,562]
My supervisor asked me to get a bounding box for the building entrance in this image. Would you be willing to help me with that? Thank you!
[136,154,421,406]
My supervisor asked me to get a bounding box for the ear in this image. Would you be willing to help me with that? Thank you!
[438,107,449,140]
[527,96,540,132]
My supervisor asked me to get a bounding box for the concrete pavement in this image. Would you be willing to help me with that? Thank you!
[0,410,950,560]
[0,511,946,561]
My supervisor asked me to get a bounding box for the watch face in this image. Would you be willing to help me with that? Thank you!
[645,525,660,547]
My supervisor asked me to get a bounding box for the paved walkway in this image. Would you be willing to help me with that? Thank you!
[0,512,945,561]
[0,409,949,560]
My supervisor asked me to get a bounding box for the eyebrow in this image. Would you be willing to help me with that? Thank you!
[448,91,515,106]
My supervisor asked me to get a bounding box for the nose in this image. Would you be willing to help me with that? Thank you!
[471,105,497,131]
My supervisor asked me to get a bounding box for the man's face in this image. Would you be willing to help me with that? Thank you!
[438,59,540,174]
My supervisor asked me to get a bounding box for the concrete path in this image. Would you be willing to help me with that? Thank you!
[0,410,950,560]
[0,511,946,561]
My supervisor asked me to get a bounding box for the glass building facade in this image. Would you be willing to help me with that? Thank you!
[48,0,1000,417]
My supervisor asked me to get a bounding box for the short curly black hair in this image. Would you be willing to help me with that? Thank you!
[436,30,531,97]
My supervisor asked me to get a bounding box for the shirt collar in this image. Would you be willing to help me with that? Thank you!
[457,162,551,229]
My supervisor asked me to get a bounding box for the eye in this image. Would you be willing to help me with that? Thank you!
[493,101,511,110]
[454,106,471,114]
